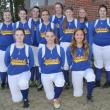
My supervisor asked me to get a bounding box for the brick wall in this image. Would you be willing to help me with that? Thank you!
[64,0,110,20]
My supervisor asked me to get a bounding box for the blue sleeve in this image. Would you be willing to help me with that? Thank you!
[54,24,59,39]
[28,47,34,69]
[4,46,11,67]
[59,23,64,41]
[66,47,73,67]
[36,26,40,45]
[13,23,17,31]
[38,48,43,67]
[49,16,52,22]
[88,21,95,46]
[60,47,65,68]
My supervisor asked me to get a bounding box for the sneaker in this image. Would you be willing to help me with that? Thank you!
[23,100,29,108]
[53,99,61,109]
[29,81,34,87]
[87,96,93,103]
[94,81,100,88]
[1,83,6,89]
[37,84,43,91]
[102,82,110,88]
[35,80,40,87]
[64,82,70,89]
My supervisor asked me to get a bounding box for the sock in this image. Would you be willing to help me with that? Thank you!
[95,68,102,81]
[30,67,35,81]
[87,82,94,97]
[0,72,7,84]
[35,66,40,81]
[54,86,63,99]
[106,71,110,83]
[21,89,29,101]
[63,70,69,84]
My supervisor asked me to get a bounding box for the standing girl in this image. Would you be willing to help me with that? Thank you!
[28,6,41,87]
[0,10,14,89]
[14,8,33,45]
[66,29,95,101]
[5,28,34,108]
[50,2,65,38]
[90,5,110,88]
[60,7,76,88]
[38,31,65,109]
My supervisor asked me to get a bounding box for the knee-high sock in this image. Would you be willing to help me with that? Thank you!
[106,71,110,83]
[95,68,102,81]
[35,66,40,81]
[0,72,7,84]
[21,89,29,101]
[63,70,69,84]
[87,82,94,97]
[54,86,63,99]
[30,67,35,81]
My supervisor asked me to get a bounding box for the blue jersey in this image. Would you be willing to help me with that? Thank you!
[0,23,14,51]
[28,18,41,46]
[36,22,58,45]
[5,45,34,75]
[89,18,110,46]
[66,46,92,71]
[50,15,65,38]
[14,21,33,45]
[59,20,76,42]
[38,45,65,74]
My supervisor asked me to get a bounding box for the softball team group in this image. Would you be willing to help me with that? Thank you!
[0,2,110,109]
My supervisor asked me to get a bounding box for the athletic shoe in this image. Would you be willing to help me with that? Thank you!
[53,99,61,109]
[94,81,101,87]
[23,100,29,108]
[87,96,93,103]
[64,82,70,89]
[102,82,110,88]
[1,83,6,89]
[37,84,43,91]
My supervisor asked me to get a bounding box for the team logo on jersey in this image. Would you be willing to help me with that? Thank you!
[24,30,31,35]
[40,32,46,38]
[74,56,87,63]
[64,29,74,34]
[56,23,60,28]
[95,28,109,33]
[44,58,60,65]
[1,30,13,35]
[11,59,27,65]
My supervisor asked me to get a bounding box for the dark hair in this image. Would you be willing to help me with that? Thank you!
[14,28,25,36]
[62,7,73,30]
[71,29,89,58]
[55,2,63,10]
[31,6,40,18]
[3,9,12,21]
[45,30,59,44]
[41,9,50,15]
[98,4,108,12]
[18,7,28,14]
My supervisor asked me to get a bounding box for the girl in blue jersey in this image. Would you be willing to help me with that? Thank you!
[60,7,76,89]
[14,8,33,45]
[90,5,110,88]
[0,10,14,89]
[36,9,58,47]
[28,6,41,89]
[66,29,95,101]
[5,28,34,108]
[76,7,89,43]
[38,30,65,109]
[50,2,65,38]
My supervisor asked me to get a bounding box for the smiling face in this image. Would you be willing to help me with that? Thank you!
[65,9,73,19]
[74,30,85,44]
[15,30,25,43]
[99,7,107,18]
[18,10,27,21]
[78,8,86,19]
[31,8,40,18]
[45,31,56,44]
[3,12,12,22]
[55,4,63,15]
[41,11,49,22]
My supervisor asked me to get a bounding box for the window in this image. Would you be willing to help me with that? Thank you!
[30,0,64,8]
